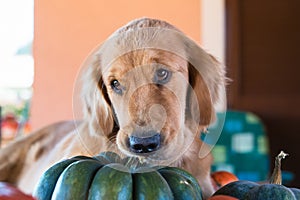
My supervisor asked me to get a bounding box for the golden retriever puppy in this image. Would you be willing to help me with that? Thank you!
[0,18,225,199]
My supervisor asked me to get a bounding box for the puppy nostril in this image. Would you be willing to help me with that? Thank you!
[129,133,161,153]
[147,143,159,151]
[132,144,144,153]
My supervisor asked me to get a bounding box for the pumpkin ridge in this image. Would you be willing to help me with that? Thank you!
[33,157,87,200]
[133,170,174,200]
[34,151,203,200]
[51,159,103,200]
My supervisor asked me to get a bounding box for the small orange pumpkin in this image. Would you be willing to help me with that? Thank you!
[207,195,238,200]
[211,171,239,190]
[0,182,36,200]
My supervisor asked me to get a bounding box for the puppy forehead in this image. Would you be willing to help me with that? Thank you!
[103,49,188,79]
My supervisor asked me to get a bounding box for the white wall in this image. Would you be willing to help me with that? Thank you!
[201,0,225,63]
[201,0,226,111]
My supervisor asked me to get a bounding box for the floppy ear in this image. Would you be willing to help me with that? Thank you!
[188,64,214,127]
[81,53,115,137]
[187,47,226,129]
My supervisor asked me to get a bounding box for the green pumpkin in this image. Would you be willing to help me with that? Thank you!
[213,180,298,200]
[34,152,203,200]
[213,151,300,200]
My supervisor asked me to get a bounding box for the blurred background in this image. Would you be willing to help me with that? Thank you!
[0,0,299,187]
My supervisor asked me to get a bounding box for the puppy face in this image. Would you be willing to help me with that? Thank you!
[101,49,194,161]
[80,18,225,164]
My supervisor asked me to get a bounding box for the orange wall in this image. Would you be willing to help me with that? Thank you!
[32,0,202,130]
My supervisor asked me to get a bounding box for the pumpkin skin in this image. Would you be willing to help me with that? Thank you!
[213,180,258,199]
[213,180,298,200]
[290,188,300,199]
[244,183,296,200]
[34,152,203,200]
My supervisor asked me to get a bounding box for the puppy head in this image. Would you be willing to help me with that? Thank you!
[80,18,225,163]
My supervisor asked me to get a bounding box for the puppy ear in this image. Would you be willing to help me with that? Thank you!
[187,47,226,128]
[81,53,115,137]
[188,64,214,127]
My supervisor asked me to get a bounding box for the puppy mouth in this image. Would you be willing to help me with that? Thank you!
[118,135,178,164]
[122,147,165,164]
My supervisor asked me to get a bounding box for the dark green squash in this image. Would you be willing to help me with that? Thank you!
[34,152,203,200]
[213,151,300,200]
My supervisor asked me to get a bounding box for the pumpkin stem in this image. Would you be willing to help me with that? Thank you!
[269,151,288,185]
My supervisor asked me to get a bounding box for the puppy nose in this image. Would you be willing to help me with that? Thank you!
[129,133,161,153]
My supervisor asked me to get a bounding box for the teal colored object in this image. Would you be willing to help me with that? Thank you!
[206,110,270,182]
[204,110,294,183]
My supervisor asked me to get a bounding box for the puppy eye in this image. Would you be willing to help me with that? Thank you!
[110,79,123,94]
[154,68,171,84]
